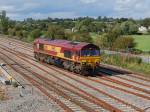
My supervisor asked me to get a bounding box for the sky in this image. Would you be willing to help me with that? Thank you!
[0,0,150,20]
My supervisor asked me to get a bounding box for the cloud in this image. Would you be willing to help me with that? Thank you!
[7,12,77,20]
[114,0,150,18]
[80,0,98,4]
[0,5,15,11]
[115,0,143,12]
[0,0,150,20]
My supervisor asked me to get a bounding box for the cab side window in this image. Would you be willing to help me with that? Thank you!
[64,50,72,58]
[39,44,44,50]
[76,51,80,56]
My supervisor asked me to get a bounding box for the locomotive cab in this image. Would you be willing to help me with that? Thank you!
[79,44,100,75]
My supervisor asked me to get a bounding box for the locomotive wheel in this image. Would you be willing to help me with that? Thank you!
[34,53,38,59]
[89,69,96,77]
[69,66,74,72]
[80,66,88,76]
[34,53,40,61]
[34,53,37,59]
[69,63,75,72]
[74,64,81,74]
[80,70,88,76]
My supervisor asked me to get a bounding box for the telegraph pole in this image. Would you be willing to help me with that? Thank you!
[0,10,6,17]
[0,11,2,33]
[0,10,7,34]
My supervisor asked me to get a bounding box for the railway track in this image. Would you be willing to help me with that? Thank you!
[0,38,33,54]
[0,44,129,112]
[1,44,149,98]
[0,56,72,112]
[0,51,110,112]
[17,56,143,111]
[0,45,147,112]
[36,62,149,111]
[0,37,150,111]
[99,64,150,82]
[0,37,32,48]
[98,65,150,87]
[98,69,150,94]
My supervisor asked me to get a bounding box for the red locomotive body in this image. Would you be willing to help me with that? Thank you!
[33,38,101,75]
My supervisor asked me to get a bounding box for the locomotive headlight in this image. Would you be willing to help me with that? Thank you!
[82,60,86,63]
[82,62,86,65]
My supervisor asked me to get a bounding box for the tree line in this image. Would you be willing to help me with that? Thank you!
[1,10,150,52]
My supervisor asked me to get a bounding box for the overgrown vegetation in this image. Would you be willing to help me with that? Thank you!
[102,53,150,76]
[1,10,147,52]
[0,88,6,100]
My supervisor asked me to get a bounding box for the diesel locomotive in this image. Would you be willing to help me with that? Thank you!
[33,38,101,75]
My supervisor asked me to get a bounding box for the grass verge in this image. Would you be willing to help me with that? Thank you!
[102,53,150,77]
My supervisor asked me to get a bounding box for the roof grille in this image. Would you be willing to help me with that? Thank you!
[69,41,80,45]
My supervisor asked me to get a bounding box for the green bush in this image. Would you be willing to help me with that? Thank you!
[71,32,93,43]
[131,49,143,54]
[26,35,34,42]
[15,31,23,39]
[8,28,15,36]
[28,29,41,42]
[113,36,136,50]
[22,30,28,38]
[45,24,66,39]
